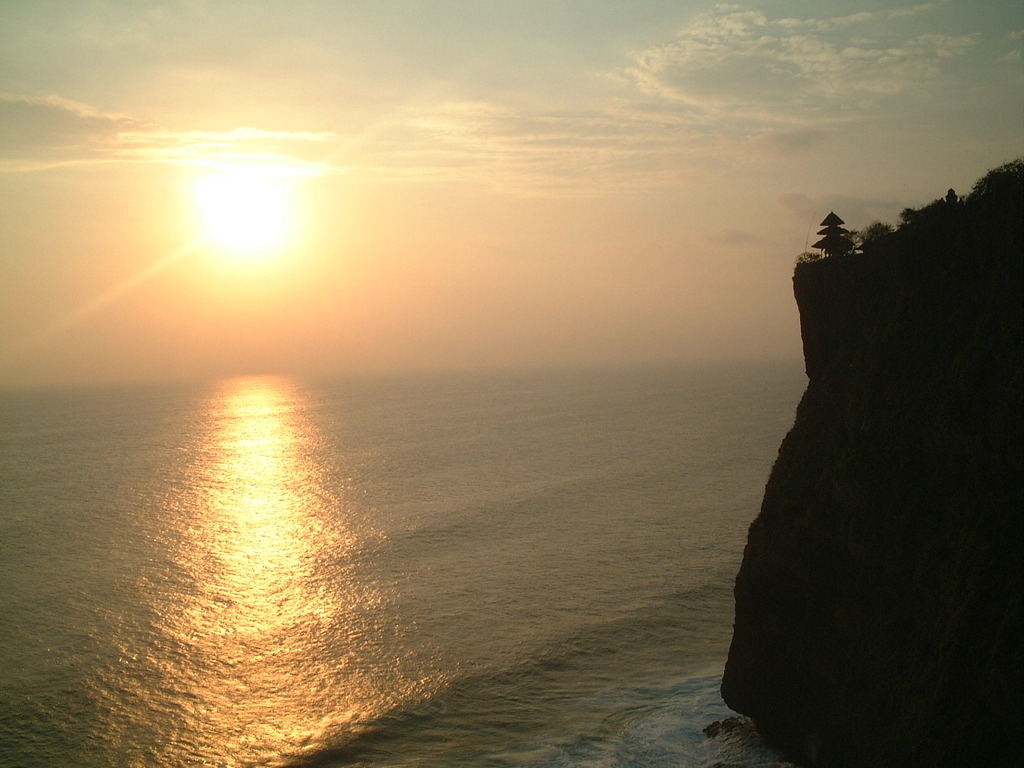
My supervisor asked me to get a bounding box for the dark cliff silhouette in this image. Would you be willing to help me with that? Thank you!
[720,160,1023,767]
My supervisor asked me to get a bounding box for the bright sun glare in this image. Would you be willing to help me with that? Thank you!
[195,170,290,254]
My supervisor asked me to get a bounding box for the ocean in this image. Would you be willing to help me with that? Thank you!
[0,360,804,768]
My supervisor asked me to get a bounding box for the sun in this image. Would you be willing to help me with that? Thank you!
[195,169,291,255]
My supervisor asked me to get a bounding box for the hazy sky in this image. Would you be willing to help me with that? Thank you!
[1,0,1021,385]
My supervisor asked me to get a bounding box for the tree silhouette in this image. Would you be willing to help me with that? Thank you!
[969,158,1023,202]
[855,221,895,251]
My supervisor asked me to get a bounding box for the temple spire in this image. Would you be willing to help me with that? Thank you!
[811,212,854,258]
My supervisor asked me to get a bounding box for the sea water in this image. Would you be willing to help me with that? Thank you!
[0,361,804,767]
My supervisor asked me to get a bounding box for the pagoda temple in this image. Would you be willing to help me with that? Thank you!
[812,212,854,258]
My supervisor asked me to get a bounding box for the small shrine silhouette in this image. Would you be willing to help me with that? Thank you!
[812,212,854,258]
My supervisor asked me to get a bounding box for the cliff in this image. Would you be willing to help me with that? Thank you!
[721,161,1023,767]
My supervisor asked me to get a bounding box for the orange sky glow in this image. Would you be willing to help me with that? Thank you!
[1,1,1021,385]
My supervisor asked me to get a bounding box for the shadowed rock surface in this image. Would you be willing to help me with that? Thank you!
[721,160,1023,767]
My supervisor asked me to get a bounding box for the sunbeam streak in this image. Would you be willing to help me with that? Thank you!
[0,238,207,366]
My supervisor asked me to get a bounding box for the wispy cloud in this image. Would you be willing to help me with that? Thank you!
[0,3,995,193]
[376,3,985,191]
[403,100,705,191]
[118,126,337,175]
[0,92,335,174]
[0,92,152,168]
[626,4,976,125]
[1002,29,1024,62]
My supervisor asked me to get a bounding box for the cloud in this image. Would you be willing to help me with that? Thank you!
[0,3,992,194]
[1002,29,1024,62]
[715,228,763,245]
[393,3,981,193]
[0,93,151,162]
[627,3,977,127]
[0,92,335,174]
[751,128,833,153]
[399,98,719,193]
[118,126,337,173]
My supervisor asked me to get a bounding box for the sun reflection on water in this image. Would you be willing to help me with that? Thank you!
[103,376,418,767]
[186,377,340,645]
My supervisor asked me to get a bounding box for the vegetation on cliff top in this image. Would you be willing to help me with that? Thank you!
[796,158,1023,266]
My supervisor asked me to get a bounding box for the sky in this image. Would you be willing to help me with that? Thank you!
[1,0,1021,386]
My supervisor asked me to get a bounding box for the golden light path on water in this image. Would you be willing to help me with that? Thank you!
[100,376,430,767]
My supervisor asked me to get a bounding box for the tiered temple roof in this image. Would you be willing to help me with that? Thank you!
[812,212,854,258]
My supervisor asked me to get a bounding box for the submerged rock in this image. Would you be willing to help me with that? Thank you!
[721,161,1023,767]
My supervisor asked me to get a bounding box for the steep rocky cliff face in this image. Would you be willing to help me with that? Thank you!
[721,161,1023,767]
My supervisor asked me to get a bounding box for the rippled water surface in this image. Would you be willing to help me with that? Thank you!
[0,362,804,767]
